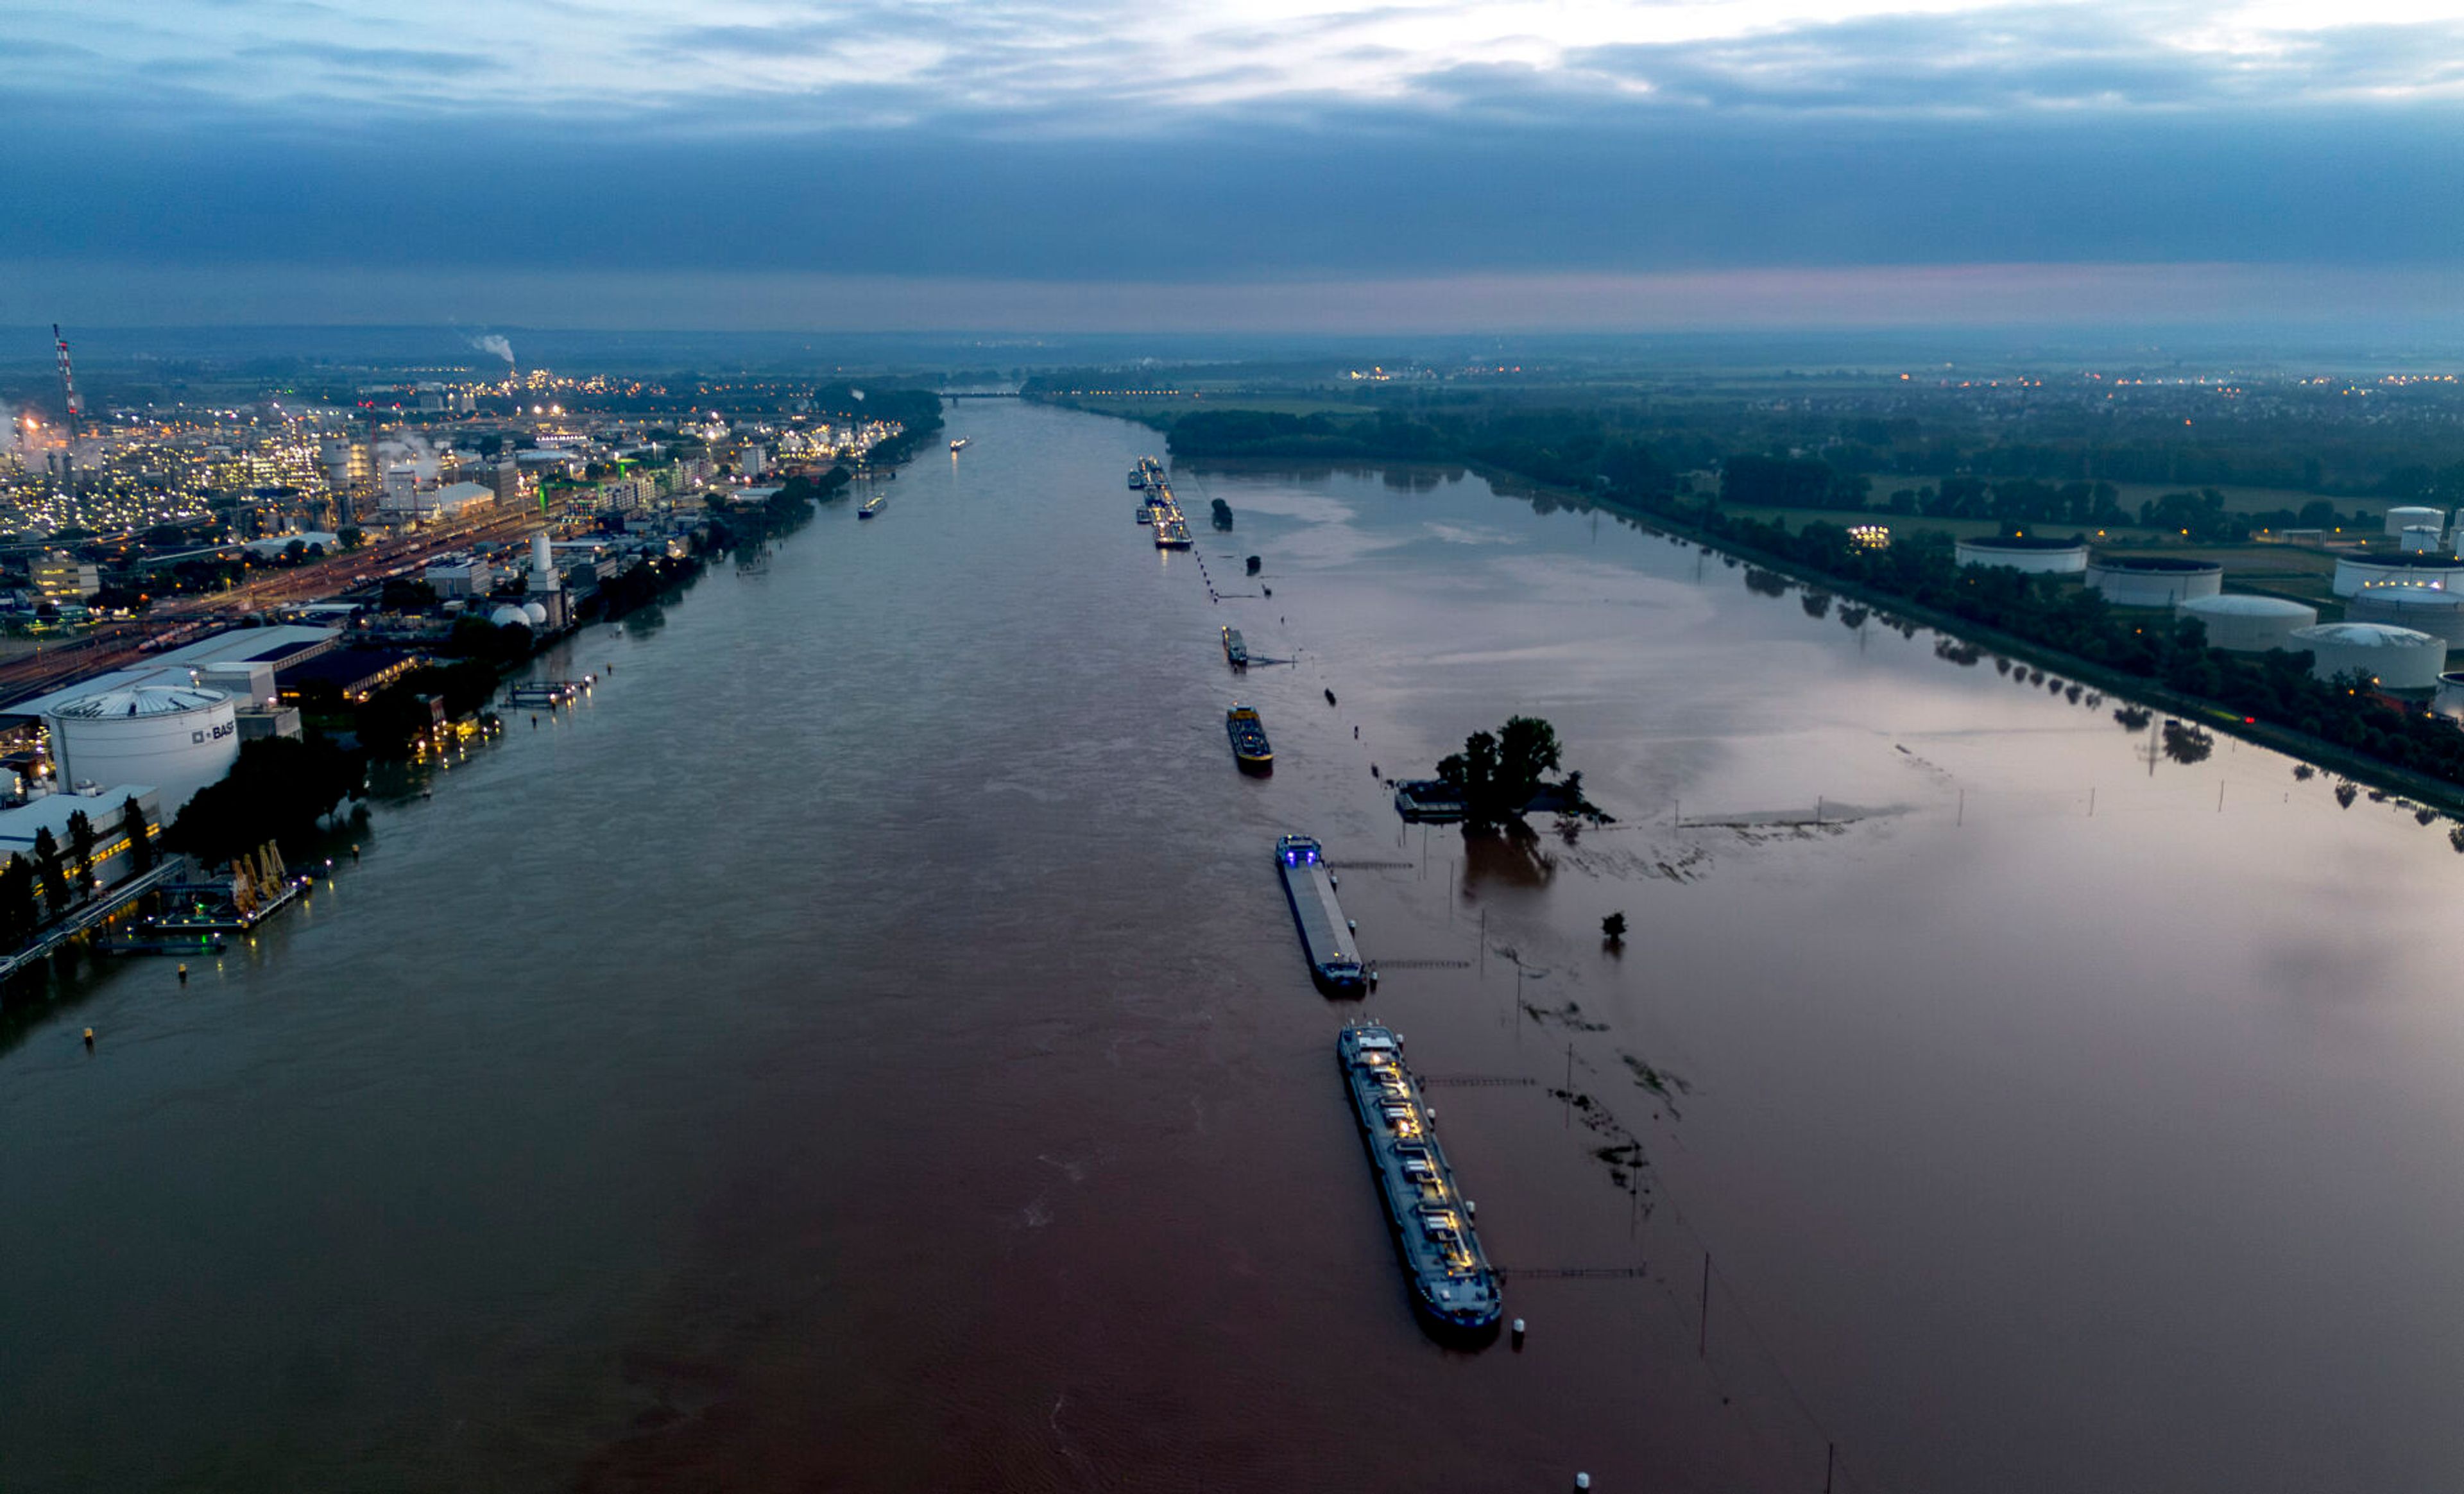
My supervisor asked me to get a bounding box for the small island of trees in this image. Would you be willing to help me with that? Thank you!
[1434,715,1604,829]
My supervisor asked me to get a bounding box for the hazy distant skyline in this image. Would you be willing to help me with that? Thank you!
[6,0,2461,330]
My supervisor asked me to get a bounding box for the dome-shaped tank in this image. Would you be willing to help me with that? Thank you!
[2289,622,2449,689]
[43,683,238,815]
[490,604,533,630]
[2087,556,2223,606]
[2175,593,2317,651]
[2345,587,2464,645]
[2386,505,2443,537]
[522,601,550,626]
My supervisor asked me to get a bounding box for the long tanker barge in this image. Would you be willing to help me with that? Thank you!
[1338,1022,1503,1335]
[1275,834,1364,993]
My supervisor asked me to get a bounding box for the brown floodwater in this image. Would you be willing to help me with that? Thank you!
[5,398,2464,1493]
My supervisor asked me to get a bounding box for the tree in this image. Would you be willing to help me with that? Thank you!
[166,737,367,864]
[1211,498,1234,531]
[122,796,154,874]
[66,810,95,895]
[1496,716,1563,805]
[338,527,365,552]
[1439,716,1570,827]
[0,855,33,947]
[1602,911,1627,945]
[31,827,65,919]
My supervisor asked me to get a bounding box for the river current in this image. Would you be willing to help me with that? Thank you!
[5,398,2461,1492]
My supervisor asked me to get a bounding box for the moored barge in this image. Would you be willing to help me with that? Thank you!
[1275,834,1364,992]
[1226,703,1274,772]
[1338,1022,1503,1335]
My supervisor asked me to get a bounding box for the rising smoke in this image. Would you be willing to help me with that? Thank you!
[468,333,516,369]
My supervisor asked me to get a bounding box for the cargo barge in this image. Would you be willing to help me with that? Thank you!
[1275,834,1364,992]
[1226,703,1274,772]
[1222,627,1249,668]
[857,495,886,519]
[1338,1022,1503,1336]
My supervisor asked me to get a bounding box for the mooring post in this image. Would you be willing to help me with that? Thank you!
[1698,1252,1710,1357]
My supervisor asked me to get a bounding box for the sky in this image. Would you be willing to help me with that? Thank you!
[4,0,2463,331]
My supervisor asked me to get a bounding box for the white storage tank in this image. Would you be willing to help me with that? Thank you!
[2290,622,2448,689]
[44,684,239,816]
[2386,505,2443,537]
[2345,586,2464,645]
[489,604,533,630]
[1954,536,2089,574]
[2086,556,2224,606]
[521,601,550,627]
[2331,554,2464,597]
[2433,671,2464,722]
[2402,526,2443,554]
[2175,594,2317,651]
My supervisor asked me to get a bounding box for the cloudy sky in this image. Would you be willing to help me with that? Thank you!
[4,0,2461,330]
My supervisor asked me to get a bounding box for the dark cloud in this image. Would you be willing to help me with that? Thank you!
[3,85,2461,286]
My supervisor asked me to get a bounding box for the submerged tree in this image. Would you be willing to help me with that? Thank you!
[1437,716,1579,827]
[2160,720,2214,764]
[1602,911,1627,945]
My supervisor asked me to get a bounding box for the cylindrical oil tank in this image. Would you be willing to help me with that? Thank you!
[43,684,239,814]
[2345,587,2464,645]
[1954,536,2089,574]
[2403,526,2443,554]
[2289,622,2449,689]
[2433,671,2464,722]
[2331,554,2464,597]
[2386,505,2443,537]
[2175,594,2317,651]
[2086,556,2224,606]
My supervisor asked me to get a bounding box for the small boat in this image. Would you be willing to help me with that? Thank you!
[949,438,971,452]
[1227,703,1274,772]
[1222,627,1249,669]
[1129,470,1147,490]
[858,495,886,519]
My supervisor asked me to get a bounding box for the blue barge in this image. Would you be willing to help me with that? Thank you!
[1276,834,1364,993]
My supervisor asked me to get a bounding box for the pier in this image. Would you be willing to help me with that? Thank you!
[0,856,196,981]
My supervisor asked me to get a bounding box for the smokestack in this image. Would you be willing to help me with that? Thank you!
[533,530,558,589]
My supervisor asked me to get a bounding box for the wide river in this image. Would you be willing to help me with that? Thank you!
[6,398,2462,1492]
